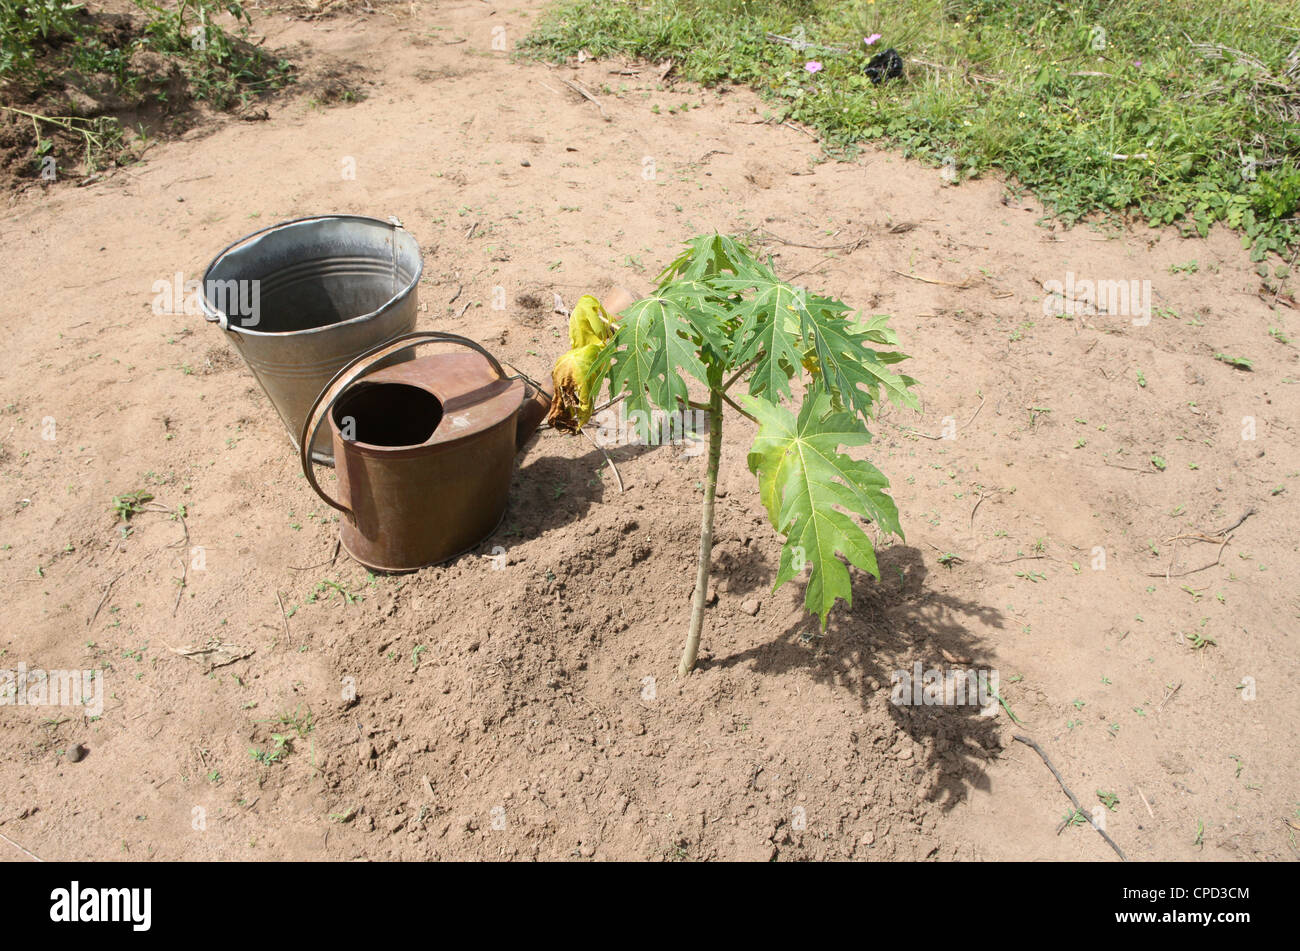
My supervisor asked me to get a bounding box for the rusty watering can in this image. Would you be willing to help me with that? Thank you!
[300,332,551,572]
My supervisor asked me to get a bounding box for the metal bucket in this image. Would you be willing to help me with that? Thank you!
[199,214,423,464]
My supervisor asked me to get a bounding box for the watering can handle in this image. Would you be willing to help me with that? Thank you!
[298,331,511,518]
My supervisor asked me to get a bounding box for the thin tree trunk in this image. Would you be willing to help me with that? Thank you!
[679,388,723,677]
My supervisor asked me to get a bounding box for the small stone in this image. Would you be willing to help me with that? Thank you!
[67,744,85,763]
[520,159,531,167]
[741,599,760,616]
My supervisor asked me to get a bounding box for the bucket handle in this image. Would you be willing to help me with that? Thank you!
[200,214,408,329]
[298,331,510,519]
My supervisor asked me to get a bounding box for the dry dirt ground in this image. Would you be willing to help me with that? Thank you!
[1,0,1297,862]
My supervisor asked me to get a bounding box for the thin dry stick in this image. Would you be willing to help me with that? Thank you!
[172,557,187,616]
[581,428,624,492]
[88,572,124,627]
[1157,682,1182,712]
[0,831,43,862]
[757,228,863,251]
[557,78,609,120]
[892,269,979,288]
[1145,534,1233,578]
[1013,734,1127,861]
[276,591,292,646]
[765,32,848,54]
[1137,787,1156,819]
[1102,459,1159,474]
[780,121,817,139]
[1166,508,1256,543]
[908,57,1003,85]
[1212,507,1256,536]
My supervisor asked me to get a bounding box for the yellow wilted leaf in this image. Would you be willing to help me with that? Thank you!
[548,295,619,433]
[568,294,614,350]
[547,343,602,433]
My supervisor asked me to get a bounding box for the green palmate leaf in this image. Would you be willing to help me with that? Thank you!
[657,279,732,353]
[590,292,721,415]
[724,278,808,405]
[801,297,920,416]
[743,391,903,628]
[656,233,768,285]
[712,266,817,403]
[714,266,919,418]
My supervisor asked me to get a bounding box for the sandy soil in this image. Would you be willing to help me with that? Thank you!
[1,0,1297,862]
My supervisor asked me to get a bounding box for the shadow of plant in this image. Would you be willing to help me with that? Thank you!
[712,544,1006,811]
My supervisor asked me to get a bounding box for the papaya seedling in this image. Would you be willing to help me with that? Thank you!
[586,234,919,675]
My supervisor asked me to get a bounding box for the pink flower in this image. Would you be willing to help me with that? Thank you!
[804,61,823,74]
[865,34,882,46]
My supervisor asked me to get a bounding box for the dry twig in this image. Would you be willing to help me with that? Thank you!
[1013,734,1127,861]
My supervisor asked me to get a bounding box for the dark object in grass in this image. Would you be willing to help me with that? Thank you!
[865,48,904,85]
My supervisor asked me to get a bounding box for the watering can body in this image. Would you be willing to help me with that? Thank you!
[302,333,550,572]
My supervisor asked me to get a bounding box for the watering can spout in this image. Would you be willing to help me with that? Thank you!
[516,385,552,452]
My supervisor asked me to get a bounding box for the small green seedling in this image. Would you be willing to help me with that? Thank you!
[1213,352,1253,370]
[111,490,154,521]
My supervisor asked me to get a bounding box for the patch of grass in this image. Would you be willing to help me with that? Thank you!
[249,733,290,765]
[265,706,313,739]
[520,0,1300,258]
[306,578,363,605]
[2,0,294,176]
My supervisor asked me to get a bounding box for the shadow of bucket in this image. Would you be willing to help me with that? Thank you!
[199,214,423,465]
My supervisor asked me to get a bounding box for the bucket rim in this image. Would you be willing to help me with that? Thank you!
[198,213,423,336]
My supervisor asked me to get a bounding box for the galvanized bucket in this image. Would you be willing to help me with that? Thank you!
[199,214,423,464]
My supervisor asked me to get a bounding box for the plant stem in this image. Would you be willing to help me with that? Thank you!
[679,386,724,676]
